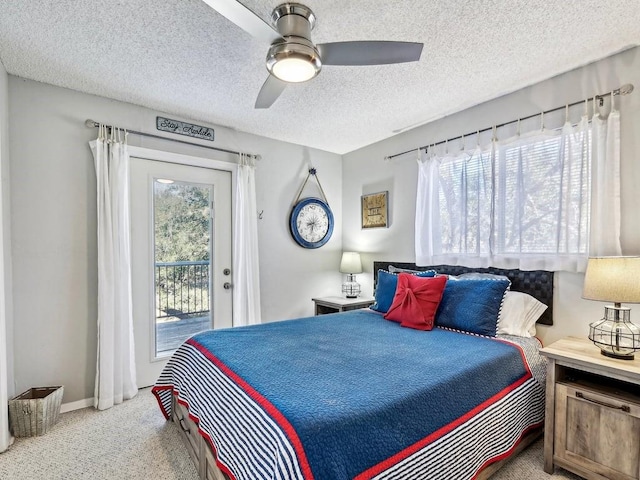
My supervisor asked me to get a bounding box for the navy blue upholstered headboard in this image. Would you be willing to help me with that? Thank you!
[373,262,554,326]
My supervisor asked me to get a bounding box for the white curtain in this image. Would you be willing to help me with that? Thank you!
[416,105,621,272]
[590,105,622,256]
[90,125,137,410]
[232,153,261,326]
[416,143,498,268]
[415,149,442,264]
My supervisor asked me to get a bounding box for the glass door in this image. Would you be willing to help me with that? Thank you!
[130,157,232,387]
[153,180,213,356]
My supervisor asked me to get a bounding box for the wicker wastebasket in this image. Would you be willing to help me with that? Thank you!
[8,386,64,437]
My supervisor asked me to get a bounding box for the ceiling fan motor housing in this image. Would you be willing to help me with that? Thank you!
[271,3,316,38]
[266,3,321,82]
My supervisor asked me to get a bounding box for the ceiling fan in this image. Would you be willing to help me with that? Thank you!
[202,0,424,108]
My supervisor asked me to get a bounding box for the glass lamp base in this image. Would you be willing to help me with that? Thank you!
[342,274,361,298]
[589,304,640,361]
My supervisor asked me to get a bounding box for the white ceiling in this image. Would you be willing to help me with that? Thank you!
[0,1,638,154]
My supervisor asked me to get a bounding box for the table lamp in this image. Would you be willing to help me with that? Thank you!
[583,256,640,360]
[340,252,362,298]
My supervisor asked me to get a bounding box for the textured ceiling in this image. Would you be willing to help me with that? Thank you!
[0,0,638,154]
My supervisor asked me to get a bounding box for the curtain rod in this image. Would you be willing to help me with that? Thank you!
[85,119,261,160]
[385,83,635,161]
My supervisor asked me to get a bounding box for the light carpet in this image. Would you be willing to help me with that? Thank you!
[0,388,580,479]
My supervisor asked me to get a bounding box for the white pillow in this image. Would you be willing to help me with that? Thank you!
[497,291,548,337]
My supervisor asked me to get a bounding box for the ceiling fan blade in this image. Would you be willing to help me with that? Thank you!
[255,75,288,109]
[201,0,283,44]
[318,41,423,66]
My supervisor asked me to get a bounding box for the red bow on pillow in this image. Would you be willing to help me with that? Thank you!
[384,273,447,330]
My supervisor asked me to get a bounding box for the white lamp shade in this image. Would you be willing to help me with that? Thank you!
[340,252,362,274]
[583,256,640,303]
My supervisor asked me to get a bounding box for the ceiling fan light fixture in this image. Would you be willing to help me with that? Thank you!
[272,56,317,83]
[266,42,321,83]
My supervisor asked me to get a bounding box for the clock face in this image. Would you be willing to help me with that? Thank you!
[296,204,329,242]
[289,198,334,248]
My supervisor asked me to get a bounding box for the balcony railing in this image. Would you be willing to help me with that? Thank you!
[155,260,210,319]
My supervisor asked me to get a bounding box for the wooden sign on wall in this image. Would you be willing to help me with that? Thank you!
[361,191,389,228]
[156,116,215,141]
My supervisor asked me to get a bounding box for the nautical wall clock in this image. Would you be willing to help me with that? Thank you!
[290,197,334,248]
[289,168,334,249]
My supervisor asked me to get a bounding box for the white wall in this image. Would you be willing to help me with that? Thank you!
[0,58,14,452]
[8,77,342,403]
[342,47,640,347]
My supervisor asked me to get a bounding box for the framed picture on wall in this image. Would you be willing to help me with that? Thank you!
[361,191,388,229]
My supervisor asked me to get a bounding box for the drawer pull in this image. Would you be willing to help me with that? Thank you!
[177,413,191,434]
[575,391,630,413]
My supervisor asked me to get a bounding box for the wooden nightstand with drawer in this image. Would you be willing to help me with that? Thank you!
[540,336,640,480]
[312,296,374,315]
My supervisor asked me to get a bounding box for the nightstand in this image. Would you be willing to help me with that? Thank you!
[540,336,640,480]
[312,296,375,315]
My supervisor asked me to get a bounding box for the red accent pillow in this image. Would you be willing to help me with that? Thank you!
[384,274,448,330]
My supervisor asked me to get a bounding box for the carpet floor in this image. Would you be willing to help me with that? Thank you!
[0,388,581,479]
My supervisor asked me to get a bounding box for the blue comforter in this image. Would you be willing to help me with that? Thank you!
[185,309,532,479]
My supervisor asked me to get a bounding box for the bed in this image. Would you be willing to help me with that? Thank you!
[153,263,553,480]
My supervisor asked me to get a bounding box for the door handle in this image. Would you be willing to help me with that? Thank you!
[223,282,232,290]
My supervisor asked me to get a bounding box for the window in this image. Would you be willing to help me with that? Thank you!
[494,127,591,256]
[438,147,493,256]
[415,116,609,272]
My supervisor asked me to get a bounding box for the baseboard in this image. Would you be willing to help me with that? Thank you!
[60,397,94,413]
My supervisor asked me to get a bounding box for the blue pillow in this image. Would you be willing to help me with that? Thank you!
[371,269,436,313]
[435,278,510,336]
